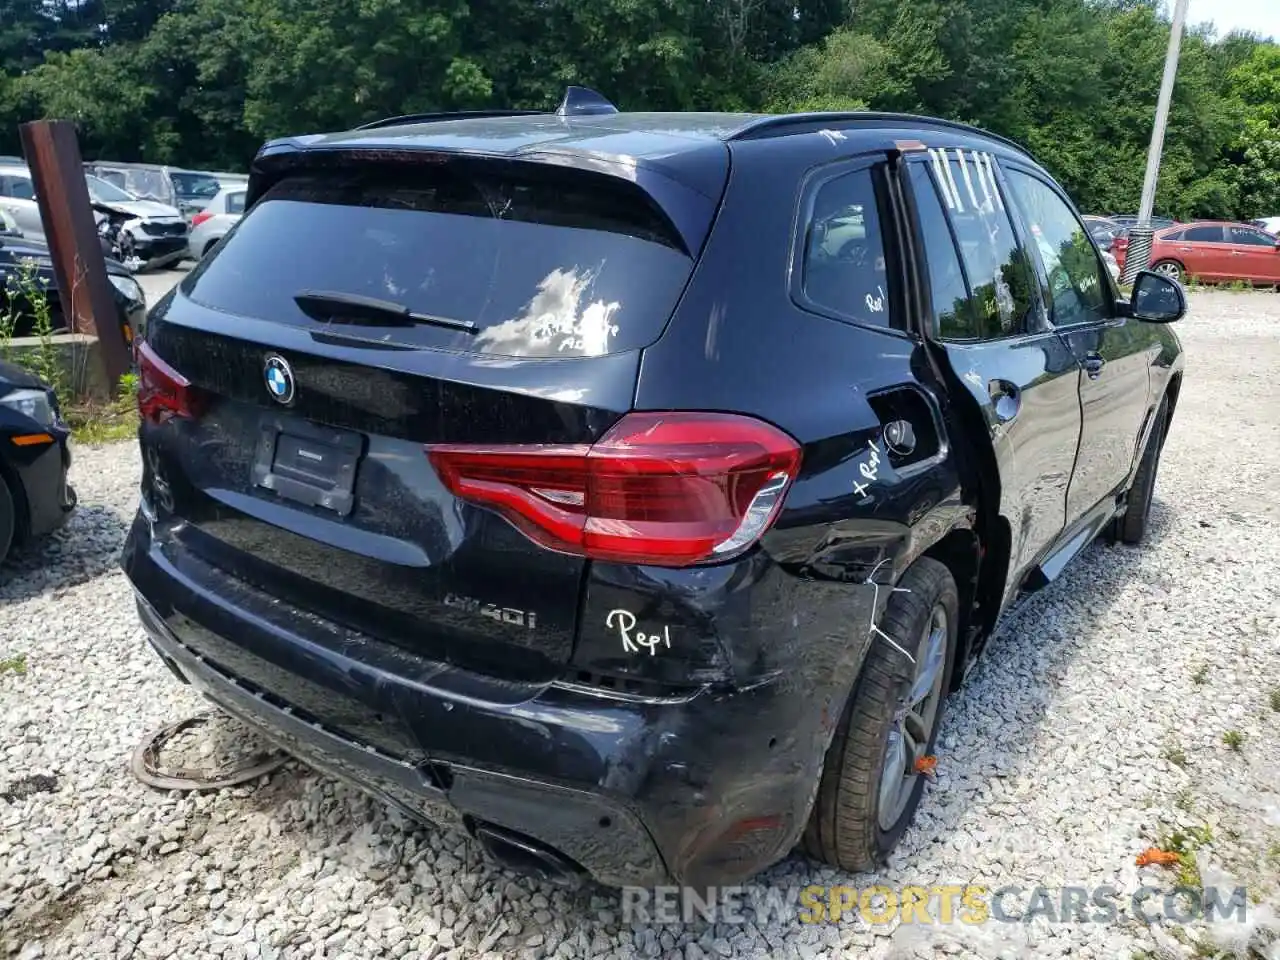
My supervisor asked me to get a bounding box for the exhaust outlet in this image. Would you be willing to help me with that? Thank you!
[473,823,584,888]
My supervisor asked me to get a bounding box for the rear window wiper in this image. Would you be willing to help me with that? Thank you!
[293,289,478,334]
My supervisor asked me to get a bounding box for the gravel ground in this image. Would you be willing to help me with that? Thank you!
[2,290,1279,960]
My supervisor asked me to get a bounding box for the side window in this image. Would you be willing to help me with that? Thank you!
[7,176,34,200]
[926,150,1036,339]
[227,191,246,215]
[1227,225,1273,246]
[907,163,976,340]
[1003,169,1110,327]
[1162,228,1185,242]
[800,167,891,326]
[1183,225,1224,243]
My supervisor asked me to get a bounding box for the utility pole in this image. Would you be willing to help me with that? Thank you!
[1121,0,1189,284]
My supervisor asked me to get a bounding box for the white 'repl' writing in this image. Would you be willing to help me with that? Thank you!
[865,285,885,314]
[852,438,882,498]
[606,609,673,656]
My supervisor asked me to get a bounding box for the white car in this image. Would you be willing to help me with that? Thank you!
[0,163,189,271]
[186,185,246,260]
[1251,217,1280,236]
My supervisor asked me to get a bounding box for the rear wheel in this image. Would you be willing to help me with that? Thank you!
[802,557,958,872]
[1151,260,1183,283]
[0,474,15,565]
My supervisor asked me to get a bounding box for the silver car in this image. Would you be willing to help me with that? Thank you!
[187,185,246,259]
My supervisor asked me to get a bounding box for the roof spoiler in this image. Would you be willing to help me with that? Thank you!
[353,86,619,130]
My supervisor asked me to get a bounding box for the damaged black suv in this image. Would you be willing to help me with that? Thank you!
[121,88,1185,888]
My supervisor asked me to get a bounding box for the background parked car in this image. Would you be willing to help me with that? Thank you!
[85,161,225,221]
[1083,215,1124,251]
[0,359,76,564]
[1115,220,1280,285]
[85,175,189,271]
[187,185,245,259]
[2,228,146,338]
[1251,216,1280,236]
[1107,213,1180,232]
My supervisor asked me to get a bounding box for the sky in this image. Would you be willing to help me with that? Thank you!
[1187,0,1279,39]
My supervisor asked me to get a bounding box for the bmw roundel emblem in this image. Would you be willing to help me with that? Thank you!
[263,354,295,405]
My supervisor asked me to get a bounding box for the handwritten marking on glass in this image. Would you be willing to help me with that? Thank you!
[606,609,673,656]
[852,438,883,497]
[865,285,886,314]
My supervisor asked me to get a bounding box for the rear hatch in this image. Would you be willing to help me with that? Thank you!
[140,148,720,683]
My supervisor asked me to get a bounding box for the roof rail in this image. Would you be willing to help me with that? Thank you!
[353,109,544,131]
[727,111,1028,155]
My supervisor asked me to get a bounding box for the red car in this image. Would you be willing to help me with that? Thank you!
[1115,220,1280,285]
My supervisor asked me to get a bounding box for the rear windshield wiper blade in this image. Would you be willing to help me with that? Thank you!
[293,289,478,334]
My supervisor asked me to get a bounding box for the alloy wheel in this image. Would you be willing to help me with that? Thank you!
[877,605,948,831]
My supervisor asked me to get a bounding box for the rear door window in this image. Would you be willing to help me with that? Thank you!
[924,149,1037,340]
[1226,225,1274,246]
[184,163,697,358]
[906,163,976,340]
[226,191,246,214]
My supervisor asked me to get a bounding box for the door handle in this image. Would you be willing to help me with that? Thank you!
[1083,352,1105,378]
[988,379,1020,423]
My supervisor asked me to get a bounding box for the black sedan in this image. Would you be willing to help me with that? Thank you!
[0,359,75,562]
[0,229,146,340]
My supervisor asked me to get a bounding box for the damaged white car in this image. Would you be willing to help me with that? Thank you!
[86,175,189,272]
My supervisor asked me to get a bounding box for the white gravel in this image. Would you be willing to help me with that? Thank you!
[2,290,1279,960]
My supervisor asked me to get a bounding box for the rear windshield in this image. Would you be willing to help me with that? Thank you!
[183,163,695,358]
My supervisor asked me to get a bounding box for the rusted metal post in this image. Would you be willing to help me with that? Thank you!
[18,120,132,386]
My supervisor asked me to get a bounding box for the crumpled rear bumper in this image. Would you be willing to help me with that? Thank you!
[122,510,861,888]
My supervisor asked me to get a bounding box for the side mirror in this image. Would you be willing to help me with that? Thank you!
[1122,270,1186,324]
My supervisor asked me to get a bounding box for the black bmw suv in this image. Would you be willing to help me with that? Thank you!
[121,89,1186,889]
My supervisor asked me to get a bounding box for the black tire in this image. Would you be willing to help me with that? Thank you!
[202,240,218,259]
[0,473,15,565]
[802,556,959,872]
[1114,399,1168,545]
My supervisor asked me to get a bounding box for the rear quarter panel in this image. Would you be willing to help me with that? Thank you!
[634,130,981,695]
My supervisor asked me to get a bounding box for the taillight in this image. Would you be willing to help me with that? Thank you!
[136,339,206,423]
[190,210,213,227]
[427,412,802,567]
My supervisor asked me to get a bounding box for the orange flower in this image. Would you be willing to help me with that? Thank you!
[914,755,938,775]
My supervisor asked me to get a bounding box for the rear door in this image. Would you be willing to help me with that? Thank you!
[902,149,1083,606]
[1171,224,1230,281]
[1223,224,1280,283]
[999,163,1154,520]
[141,154,713,683]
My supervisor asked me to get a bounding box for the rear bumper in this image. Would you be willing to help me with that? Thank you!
[121,510,852,888]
